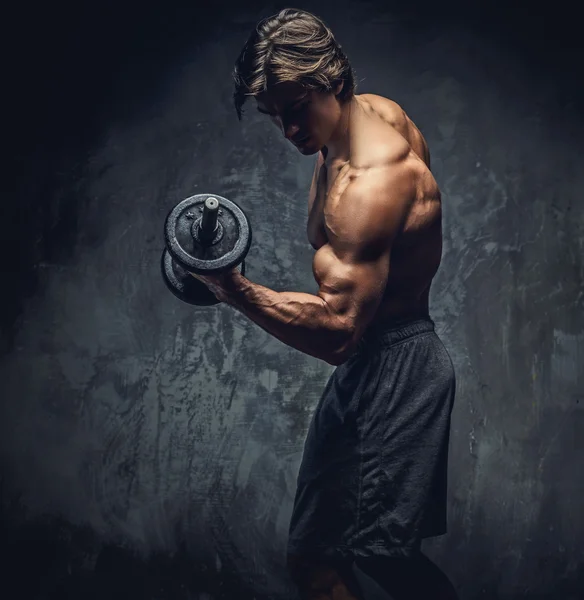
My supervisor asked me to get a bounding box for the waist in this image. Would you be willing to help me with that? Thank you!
[356,315,435,351]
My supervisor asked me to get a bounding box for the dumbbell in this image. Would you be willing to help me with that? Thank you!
[161,193,252,305]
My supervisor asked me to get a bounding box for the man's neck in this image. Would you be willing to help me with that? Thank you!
[322,97,356,164]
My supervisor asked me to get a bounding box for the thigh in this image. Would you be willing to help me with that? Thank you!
[287,553,363,600]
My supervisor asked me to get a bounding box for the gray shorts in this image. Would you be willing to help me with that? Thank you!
[287,317,456,563]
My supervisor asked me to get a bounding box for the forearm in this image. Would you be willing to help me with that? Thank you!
[224,273,350,364]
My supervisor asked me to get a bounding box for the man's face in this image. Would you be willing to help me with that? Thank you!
[255,81,343,155]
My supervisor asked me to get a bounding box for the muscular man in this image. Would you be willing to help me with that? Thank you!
[194,9,459,600]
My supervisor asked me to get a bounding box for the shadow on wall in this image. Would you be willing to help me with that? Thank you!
[2,0,270,353]
[0,496,264,600]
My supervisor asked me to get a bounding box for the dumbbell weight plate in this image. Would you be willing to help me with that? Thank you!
[161,249,245,306]
[164,194,251,275]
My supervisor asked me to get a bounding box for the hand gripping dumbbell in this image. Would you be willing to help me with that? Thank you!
[161,194,252,305]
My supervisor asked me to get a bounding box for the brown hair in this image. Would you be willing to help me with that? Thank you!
[232,9,356,120]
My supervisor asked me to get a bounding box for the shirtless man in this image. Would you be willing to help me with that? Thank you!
[193,9,459,600]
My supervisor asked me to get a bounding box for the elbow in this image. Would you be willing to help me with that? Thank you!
[320,302,362,365]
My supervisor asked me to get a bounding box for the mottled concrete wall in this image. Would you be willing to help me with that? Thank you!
[1,1,582,598]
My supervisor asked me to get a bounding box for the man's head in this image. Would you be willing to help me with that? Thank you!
[233,9,356,154]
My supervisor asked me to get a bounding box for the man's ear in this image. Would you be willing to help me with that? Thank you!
[334,81,344,96]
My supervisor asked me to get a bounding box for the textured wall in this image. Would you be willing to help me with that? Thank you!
[2,1,582,599]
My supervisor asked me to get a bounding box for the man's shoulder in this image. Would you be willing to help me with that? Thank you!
[346,155,416,204]
[357,93,408,125]
[349,126,412,178]
[355,93,430,167]
[327,156,415,247]
[350,100,411,169]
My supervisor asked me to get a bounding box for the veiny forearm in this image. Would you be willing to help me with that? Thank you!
[225,273,351,364]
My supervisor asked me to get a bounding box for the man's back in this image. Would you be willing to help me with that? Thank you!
[307,94,443,324]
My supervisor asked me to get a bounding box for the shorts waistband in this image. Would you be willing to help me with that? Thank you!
[356,316,435,351]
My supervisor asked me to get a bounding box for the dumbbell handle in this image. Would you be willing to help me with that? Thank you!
[197,197,220,244]
[201,197,219,231]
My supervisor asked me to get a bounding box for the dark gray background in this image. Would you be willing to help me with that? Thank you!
[2,1,582,598]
